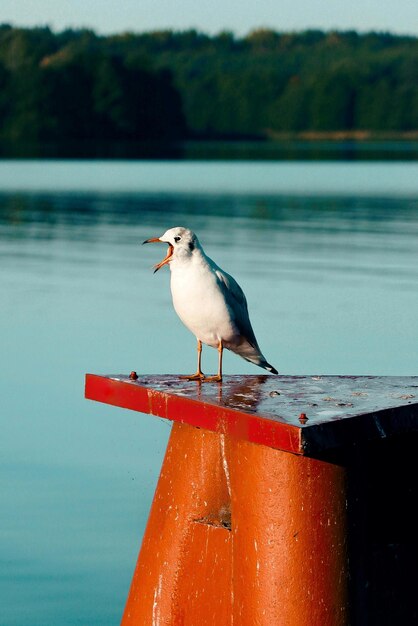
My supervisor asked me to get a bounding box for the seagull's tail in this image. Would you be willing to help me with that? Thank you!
[240,349,279,374]
[262,361,279,375]
[229,340,278,374]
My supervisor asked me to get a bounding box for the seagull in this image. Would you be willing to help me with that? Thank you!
[143,227,278,382]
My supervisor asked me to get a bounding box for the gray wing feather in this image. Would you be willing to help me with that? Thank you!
[214,268,260,349]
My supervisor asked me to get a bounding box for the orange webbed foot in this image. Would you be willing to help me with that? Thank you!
[180,372,206,381]
[201,375,222,383]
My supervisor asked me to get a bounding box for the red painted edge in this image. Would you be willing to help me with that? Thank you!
[85,374,303,455]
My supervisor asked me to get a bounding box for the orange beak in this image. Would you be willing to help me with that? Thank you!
[143,237,174,273]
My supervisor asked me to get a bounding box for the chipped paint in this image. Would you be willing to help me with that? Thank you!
[152,574,163,626]
[374,417,387,438]
[220,434,231,498]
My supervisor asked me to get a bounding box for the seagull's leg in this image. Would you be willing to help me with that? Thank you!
[180,339,205,381]
[204,340,223,383]
[197,338,203,375]
[217,340,223,381]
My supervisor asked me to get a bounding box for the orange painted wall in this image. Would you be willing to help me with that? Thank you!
[122,422,348,625]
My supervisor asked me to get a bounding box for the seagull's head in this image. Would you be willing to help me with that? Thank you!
[143,226,199,272]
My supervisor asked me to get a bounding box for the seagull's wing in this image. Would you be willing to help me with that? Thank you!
[214,267,260,349]
[214,264,279,374]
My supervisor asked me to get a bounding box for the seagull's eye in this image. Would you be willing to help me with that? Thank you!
[174,236,181,243]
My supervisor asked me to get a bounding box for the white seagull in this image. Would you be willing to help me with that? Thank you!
[144,226,278,382]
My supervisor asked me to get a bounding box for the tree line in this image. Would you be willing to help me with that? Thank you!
[0,24,417,148]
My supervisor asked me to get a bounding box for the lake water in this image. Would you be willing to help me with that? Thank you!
[1,159,418,625]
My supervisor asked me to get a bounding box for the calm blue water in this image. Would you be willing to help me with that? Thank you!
[1,160,418,625]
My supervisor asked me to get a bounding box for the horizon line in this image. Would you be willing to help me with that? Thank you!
[1,21,418,40]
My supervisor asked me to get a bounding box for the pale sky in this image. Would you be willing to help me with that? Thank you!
[1,0,418,36]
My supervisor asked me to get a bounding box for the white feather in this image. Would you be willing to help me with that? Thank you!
[154,226,278,374]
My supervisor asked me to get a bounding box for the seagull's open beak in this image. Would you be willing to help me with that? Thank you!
[143,237,174,273]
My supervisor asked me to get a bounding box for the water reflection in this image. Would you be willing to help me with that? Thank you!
[218,375,269,412]
[1,191,417,291]
[2,139,418,161]
[1,163,418,626]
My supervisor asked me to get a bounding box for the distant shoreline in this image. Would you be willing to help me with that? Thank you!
[265,130,418,141]
[1,27,418,148]
[1,137,418,161]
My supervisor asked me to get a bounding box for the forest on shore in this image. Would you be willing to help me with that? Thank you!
[0,24,417,149]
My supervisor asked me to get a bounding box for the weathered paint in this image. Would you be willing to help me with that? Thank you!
[173,522,232,626]
[121,423,231,625]
[120,422,348,625]
[85,374,418,455]
[229,437,348,626]
[84,374,418,625]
